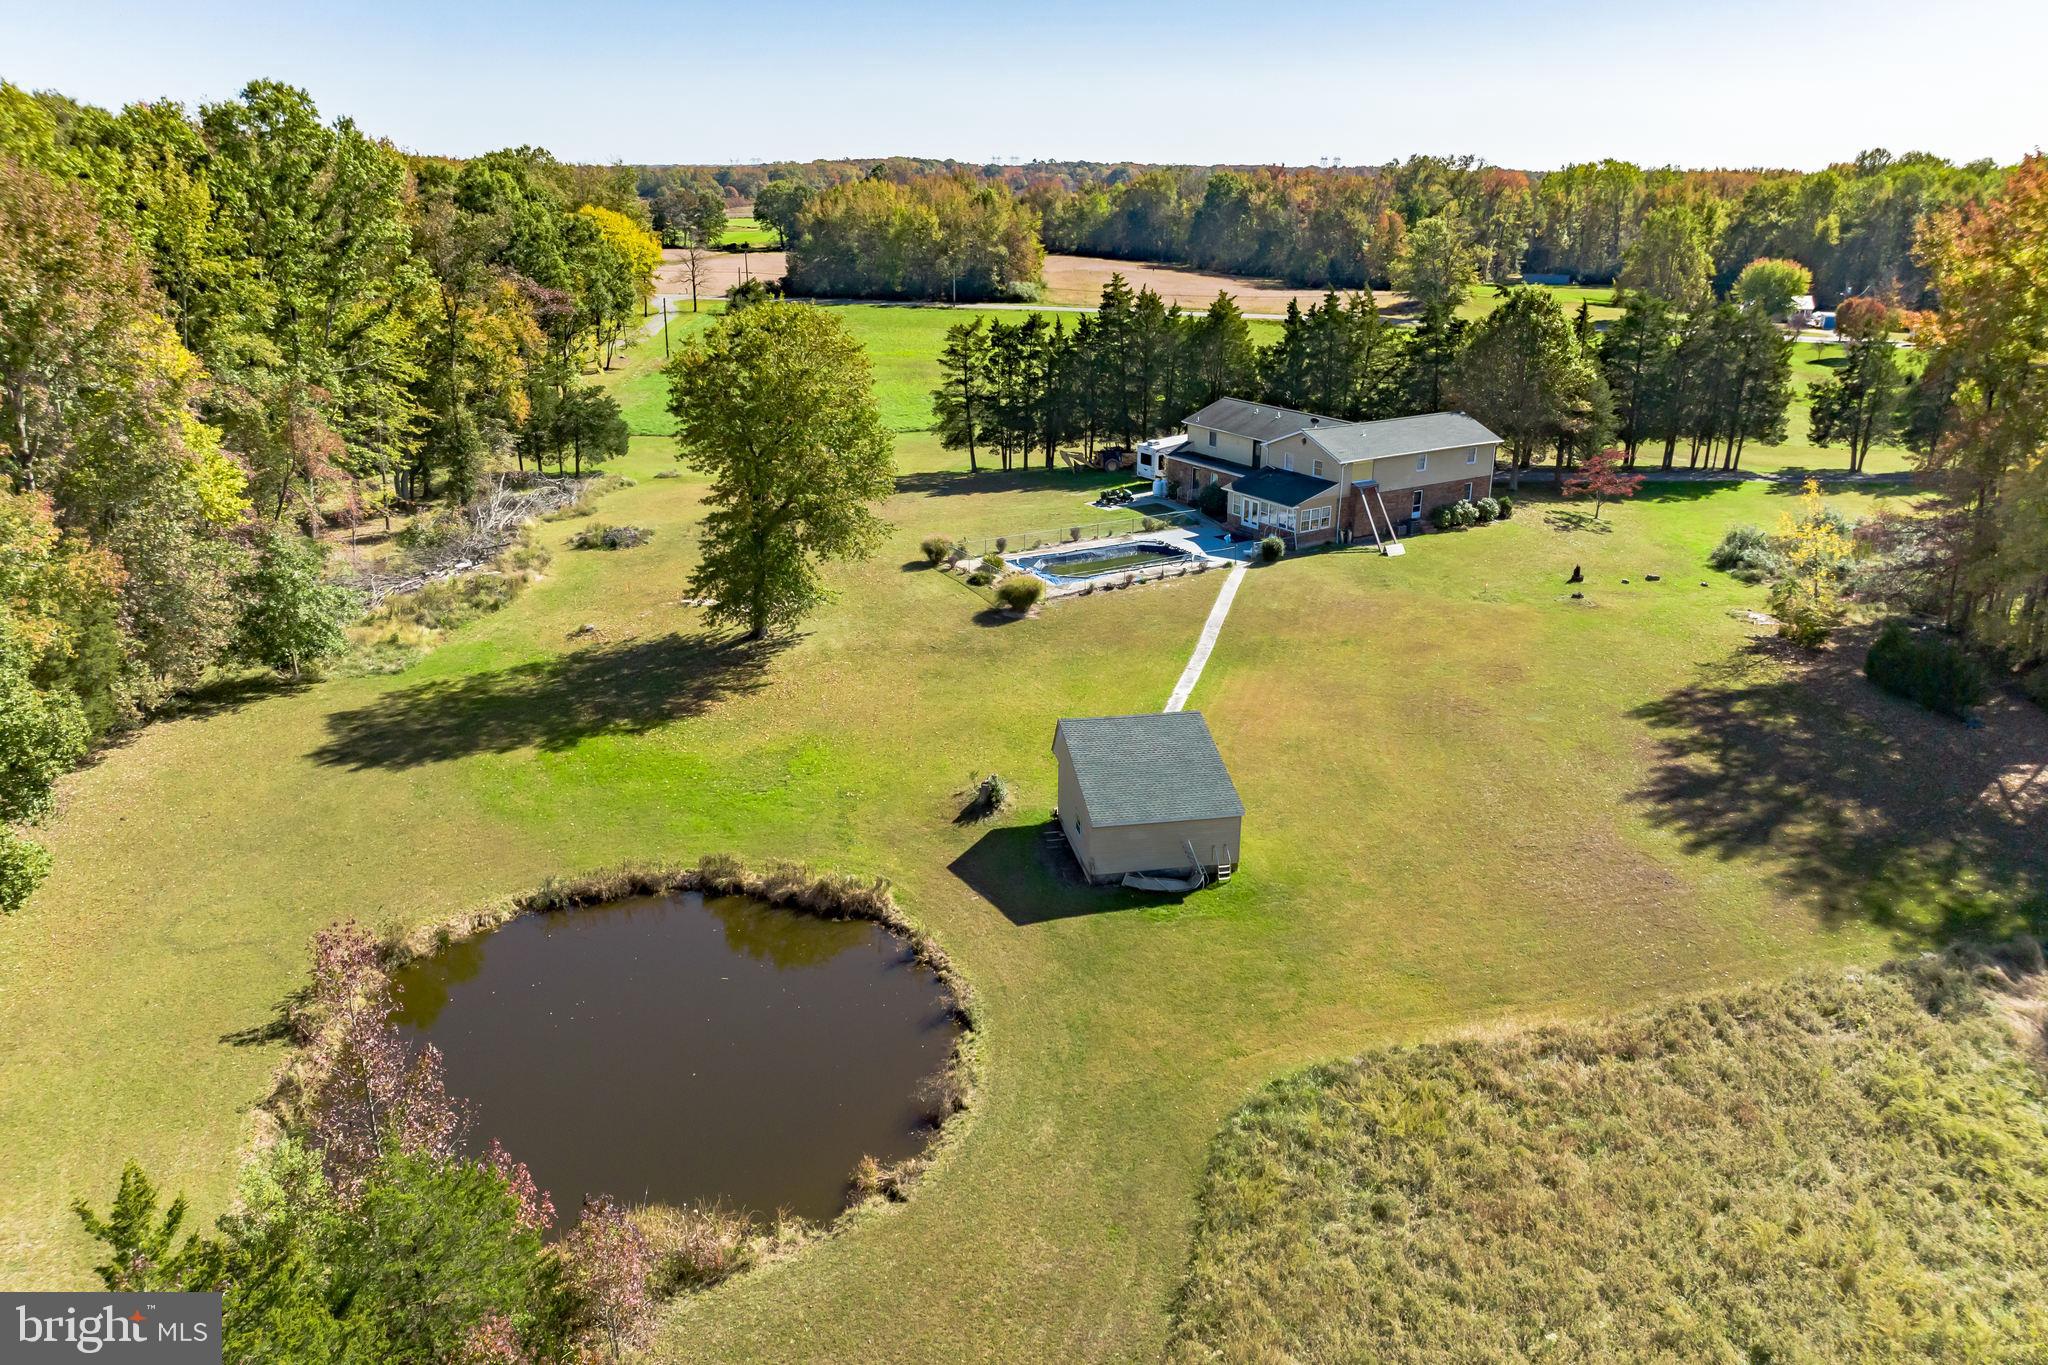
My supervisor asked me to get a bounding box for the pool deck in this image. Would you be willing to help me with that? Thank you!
[993,517,1258,598]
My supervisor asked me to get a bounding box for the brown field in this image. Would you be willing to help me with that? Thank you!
[1040,253,1404,315]
[655,247,787,305]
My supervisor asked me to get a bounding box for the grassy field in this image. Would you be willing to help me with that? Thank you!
[1171,950,2048,1361]
[720,215,779,249]
[3,302,2038,1359]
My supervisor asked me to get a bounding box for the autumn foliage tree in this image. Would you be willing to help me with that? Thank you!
[1562,448,1645,519]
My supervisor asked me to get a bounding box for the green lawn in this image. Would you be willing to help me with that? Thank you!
[1457,280,1625,327]
[3,303,2036,1359]
[720,216,780,249]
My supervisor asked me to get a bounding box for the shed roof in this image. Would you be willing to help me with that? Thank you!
[1304,411,1502,463]
[1054,712,1244,829]
[1230,468,1336,507]
[1182,397,1351,445]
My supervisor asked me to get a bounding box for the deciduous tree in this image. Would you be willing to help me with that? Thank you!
[667,304,895,639]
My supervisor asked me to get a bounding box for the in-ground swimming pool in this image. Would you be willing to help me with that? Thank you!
[1012,539,1195,583]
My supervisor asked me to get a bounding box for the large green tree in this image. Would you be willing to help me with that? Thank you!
[667,304,895,639]
[1391,214,1481,314]
[1453,287,1604,489]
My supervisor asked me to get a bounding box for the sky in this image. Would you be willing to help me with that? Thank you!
[4,0,2045,170]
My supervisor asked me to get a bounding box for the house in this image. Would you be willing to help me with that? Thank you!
[1788,294,1818,328]
[1052,712,1243,886]
[1159,397,1502,547]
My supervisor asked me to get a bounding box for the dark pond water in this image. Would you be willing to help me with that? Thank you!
[390,892,959,1225]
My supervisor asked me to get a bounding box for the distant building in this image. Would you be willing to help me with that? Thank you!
[1158,397,1502,547]
[1052,712,1243,886]
[1788,294,1818,327]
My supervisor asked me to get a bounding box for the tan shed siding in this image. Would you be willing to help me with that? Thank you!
[1053,734,1095,873]
[1078,815,1242,880]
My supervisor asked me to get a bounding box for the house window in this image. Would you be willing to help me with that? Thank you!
[1411,490,1424,518]
[1207,429,1217,448]
[1312,459,1324,478]
[1466,448,1478,464]
[1301,505,1332,532]
[1416,454,1428,472]
[1463,482,1474,500]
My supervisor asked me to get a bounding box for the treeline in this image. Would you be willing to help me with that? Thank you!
[1025,153,2002,303]
[785,177,1042,302]
[0,78,660,909]
[930,274,1794,485]
[671,152,2005,308]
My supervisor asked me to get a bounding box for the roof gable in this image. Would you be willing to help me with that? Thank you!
[1182,397,1350,445]
[1305,412,1502,463]
[1054,712,1244,829]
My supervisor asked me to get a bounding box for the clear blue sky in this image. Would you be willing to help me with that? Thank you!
[5,0,2044,169]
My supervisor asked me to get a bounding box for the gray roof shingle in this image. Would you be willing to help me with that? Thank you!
[1054,712,1244,829]
[1304,412,1501,462]
[1229,468,1336,507]
[1182,397,1351,445]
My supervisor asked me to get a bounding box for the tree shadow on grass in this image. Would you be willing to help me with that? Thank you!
[1543,507,1614,534]
[1630,634,2048,950]
[949,821,1182,925]
[310,631,784,771]
[893,466,1123,499]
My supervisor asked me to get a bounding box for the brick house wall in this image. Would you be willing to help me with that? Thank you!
[1372,473,1496,533]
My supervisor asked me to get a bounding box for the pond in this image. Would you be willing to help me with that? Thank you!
[390,892,959,1226]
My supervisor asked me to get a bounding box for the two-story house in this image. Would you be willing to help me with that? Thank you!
[1149,398,1502,549]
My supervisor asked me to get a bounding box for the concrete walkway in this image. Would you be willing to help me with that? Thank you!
[1165,561,1248,713]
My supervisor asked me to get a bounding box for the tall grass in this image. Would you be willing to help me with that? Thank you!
[1170,945,2048,1363]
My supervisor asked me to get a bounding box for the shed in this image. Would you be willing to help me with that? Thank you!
[1051,712,1244,885]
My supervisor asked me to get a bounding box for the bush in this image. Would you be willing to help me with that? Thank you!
[1770,579,1844,648]
[1474,497,1501,524]
[1429,505,1456,531]
[1865,621,1988,718]
[1197,483,1228,519]
[995,574,1045,612]
[1258,535,1285,564]
[919,535,952,565]
[983,552,1006,574]
[994,536,1008,554]
[232,531,361,676]
[1709,524,1783,582]
[1451,499,1479,528]
[0,829,53,915]
[639,1202,758,1294]
[567,523,652,550]
[1495,494,1514,519]
[1141,516,1166,532]
[965,570,992,587]
[2023,664,2048,712]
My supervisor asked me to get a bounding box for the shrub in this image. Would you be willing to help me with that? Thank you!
[958,772,1012,822]
[639,1202,757,1294]
[983,552,1006,574]
[1258,535,1285,564]
[1141,516,1165,532]
[1865,621,1988,718]
[1068,526,1083,542]
[567,523,652,550]
[1709,524,1782,582]
[0,829,53,915]
[1495,493,1514,519]
[1452,499,1480,528]
[232,530,361,676]
[994,536,1008,554]
[1770,579,1844,648]
[995,575,1045,612]
[1197,483,1228,519]
[1474,497,1500,524]
[965,570,992,587]
[919,535,952,565]
[2023,664,2048,713]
